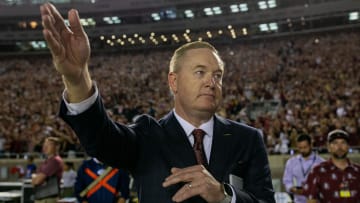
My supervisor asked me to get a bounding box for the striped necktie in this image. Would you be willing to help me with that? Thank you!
[192,129,208,166]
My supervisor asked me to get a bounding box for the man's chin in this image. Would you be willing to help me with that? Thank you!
[301,152,312,158]
[333,152,348,159]
[197,103,218,112]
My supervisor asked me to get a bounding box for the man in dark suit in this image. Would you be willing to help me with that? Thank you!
[40,3,275,203]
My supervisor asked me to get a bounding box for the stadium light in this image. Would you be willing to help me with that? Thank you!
[230,5,239,13]
[165,9,177,19]
[184,9,194,18]
[349,12,359,21]
[242,28,248,35]
[269,22,278,31]
[204,7,222,16]
[239,3,248,12]
[258,1,267,10]
[268,0,277,8]
[29,21,38,29]
[103,16,121,24]
[259,23,269,31]
[151,13,161,21]
[258,0,277,10]
[231,3,248,13]
[30,41,46,50]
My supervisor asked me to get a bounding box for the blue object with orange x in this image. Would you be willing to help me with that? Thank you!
[75,158,130,203]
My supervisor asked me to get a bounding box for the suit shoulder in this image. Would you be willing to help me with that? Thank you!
[131,114,160,128]
[286,155,298,162]
[220,116,261,135]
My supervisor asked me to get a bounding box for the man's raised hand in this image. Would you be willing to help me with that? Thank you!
[40,3,93,102]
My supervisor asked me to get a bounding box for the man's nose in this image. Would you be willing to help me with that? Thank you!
[204,74,216,87]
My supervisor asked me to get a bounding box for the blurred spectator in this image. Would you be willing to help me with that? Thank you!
[282,134,324,203]
[25,155,37,179]
[0,31,359,155]
[61,161,77,198]
[303,129,360,202]
[32,136,64,203]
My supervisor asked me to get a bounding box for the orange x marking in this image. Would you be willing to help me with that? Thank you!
[85,168,119,198]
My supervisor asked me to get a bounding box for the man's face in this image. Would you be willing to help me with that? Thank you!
[169,48,223,118]
[42,139,56,156]
[328,138,349,159]
[296,140,312,158]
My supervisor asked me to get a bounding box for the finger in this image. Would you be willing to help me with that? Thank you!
[170,165,204,176]
[172,182,203,202]
[46,3,72,35]
[42,15,61,43]
[163,166,205,187]
[68,9,87,38]
[166,165,205,182]
[40,3,56,25]
[43,29,62,58]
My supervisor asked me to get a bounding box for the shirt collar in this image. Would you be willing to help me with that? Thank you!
[173,109,214,138]
[298,152,316,161]
[328,158,354,170]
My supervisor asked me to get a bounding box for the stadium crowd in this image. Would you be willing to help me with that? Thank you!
[0,31,359,156]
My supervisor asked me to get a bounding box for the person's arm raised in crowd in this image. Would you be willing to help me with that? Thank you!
[40,2,93,103]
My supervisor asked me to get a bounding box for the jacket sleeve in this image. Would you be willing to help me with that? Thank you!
[117,169,130,199]
[232,130,275,203]
[59,95,139,171]
[74,161,87,202]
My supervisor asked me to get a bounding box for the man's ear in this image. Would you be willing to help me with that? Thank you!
[168,72,177,93]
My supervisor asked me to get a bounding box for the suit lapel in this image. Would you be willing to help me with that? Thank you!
[159,112,198,168]
[158,113,227,203]
[208,115,232,181]
[159,112,233,180]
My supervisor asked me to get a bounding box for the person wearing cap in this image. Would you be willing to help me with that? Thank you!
[303,129,360,203]
[282,134,324,203]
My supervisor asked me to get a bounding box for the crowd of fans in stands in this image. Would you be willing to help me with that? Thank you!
[0,31,359,156]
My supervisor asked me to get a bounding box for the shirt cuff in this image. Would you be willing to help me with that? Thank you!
[229,185,236,203]
[62,82,98,115]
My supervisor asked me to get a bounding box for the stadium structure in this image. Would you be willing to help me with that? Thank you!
[0,0,359,54]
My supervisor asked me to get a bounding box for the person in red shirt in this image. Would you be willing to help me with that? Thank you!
[303,129,360,203]
[32,136,64,203]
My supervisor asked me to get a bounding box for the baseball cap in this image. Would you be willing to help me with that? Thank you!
[327,129,349,143]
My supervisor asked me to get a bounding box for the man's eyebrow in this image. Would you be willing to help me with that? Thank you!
[193,64,206,69]
[193,65,222,71]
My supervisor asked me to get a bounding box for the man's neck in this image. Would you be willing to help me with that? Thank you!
[302,154,311,160]
[332,158,349,170]
[174,108,213,127]
[46,153,57,159]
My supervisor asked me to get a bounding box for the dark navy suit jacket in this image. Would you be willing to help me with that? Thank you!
[60,96,275,203]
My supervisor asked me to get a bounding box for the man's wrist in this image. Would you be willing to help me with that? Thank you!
[219,183,233,203]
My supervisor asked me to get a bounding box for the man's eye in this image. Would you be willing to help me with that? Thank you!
[195,71,204,75]
[214,73,222,80]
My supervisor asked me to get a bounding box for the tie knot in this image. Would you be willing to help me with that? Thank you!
[192,129,206,142]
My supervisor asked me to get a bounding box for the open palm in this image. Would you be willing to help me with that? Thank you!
[40,3,90,84]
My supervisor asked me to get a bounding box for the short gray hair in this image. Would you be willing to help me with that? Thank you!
[169,41,223,73]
